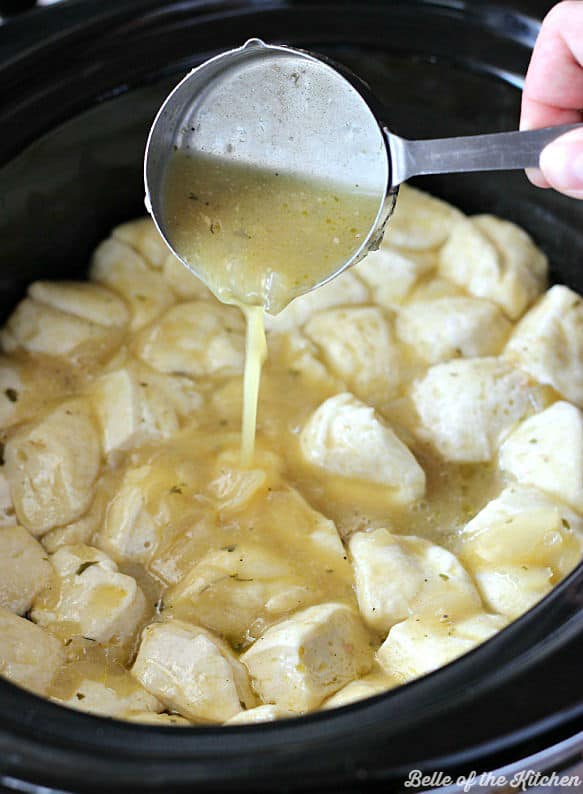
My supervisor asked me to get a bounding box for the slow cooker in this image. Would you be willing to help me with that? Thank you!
[0,1,582,792]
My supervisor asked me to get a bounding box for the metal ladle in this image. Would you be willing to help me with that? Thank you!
[145,39,582,299]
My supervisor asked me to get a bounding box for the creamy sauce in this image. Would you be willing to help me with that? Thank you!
[162,151,380,462]
[163,151,380,314]
[240,306,267,467]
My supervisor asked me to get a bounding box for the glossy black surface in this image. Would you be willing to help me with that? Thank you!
[0,2,582,792]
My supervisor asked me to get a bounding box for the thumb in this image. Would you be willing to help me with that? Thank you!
[539,127,583,199]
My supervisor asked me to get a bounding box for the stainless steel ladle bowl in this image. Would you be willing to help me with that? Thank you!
[145,38,581,297]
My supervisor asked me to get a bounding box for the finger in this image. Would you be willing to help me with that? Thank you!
[521,100,582,188]
[539,126,583,199]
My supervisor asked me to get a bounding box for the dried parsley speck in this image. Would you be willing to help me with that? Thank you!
[76,561,98,576]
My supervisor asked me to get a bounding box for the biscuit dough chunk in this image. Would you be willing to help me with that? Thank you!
[349,529,481,634]
[439,215,547,319]
[5,400,101,535]
[136,301,245,377]
[322,667,397,709]
[165,545,314,644]
[123,712,191,725]
[387,184,464,250]
[499,401,583,512]
[0,607,65,696]
[31,545,147,647]
[113,217,169,270]
[300,394,425,504]
[0,298,119,360]
[225,705,294,724]
[459,486,583,618]
[377,612,507,682]
[132,620,255,722]
[0,526,53,614]
[396,297,511,364]
[354,245,435,308]
[163,253,215,300]
[504,285,583,407]
[28,281,129,328]
[412,357,544,463]
[90,237,174,331]
[241,603,373,712]
[52,675,161,718]
[91,367,179,454]
[304,307,402,403]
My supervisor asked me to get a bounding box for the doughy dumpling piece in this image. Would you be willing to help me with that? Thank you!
[113,217,168,270]
[163,253,215,300]
[407,276,466,303]
[0,472,14,527]
[206,446,281,514]
[412,358,544,463]
[90,238,175,331]
[31,544,147,647]
[241,603,373,712]
[396,297,511,364]
[304,307,402,403]
[386,184,464,250]
[349,529,481,634]
[458,486,583,618]
[0,526,53,614]
[131,620,256,722]
[264,270,368,333]
[98,468,158,564]
[322,667,397,709]
[42,475,112,554]
[473,566,556,620]
[0,606,65,696]
[377,612,507,682]
[499,402,583,512]
[123,711,191,725]
[101,453,213,569]
[504,285,583,407]
[92,368,179,454]
[165,544,312,644]
[439,215,547,320]
[0,299,115,359]
[137,301,245,377]
[0,362,23,430]
[225,705,294,725]
[301,394,425,503]
[461,486,583,567]
[52,676,161,718]
[354,246,435,308]
[272,332,341,392]
[5,400,101,536]
[28,281,129,328]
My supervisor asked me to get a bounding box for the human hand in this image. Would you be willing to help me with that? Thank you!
[521,0,583,198]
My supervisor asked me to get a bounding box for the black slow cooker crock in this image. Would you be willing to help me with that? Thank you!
[0,2,582,792]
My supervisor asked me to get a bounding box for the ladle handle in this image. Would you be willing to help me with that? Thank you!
[387,123,583,186]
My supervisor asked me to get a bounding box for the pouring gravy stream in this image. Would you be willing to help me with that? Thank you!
[162,150,380,463]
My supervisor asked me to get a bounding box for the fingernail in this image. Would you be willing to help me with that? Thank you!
[525,166,551,189]
[540,132,583,196]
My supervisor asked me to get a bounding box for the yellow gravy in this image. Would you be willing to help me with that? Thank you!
[162,151,380,462]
